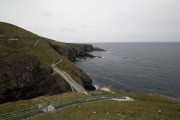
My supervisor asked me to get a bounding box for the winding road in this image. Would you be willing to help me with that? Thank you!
[51,59,88,94]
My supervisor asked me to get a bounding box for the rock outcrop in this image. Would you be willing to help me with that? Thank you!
[50,43,104,61]
[0,53,71,103]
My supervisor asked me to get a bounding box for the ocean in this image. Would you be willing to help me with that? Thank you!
[74,42,180,98]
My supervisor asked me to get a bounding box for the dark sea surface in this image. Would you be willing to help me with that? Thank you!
[74,42,180,98]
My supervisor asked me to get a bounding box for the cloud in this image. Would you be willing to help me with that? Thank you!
[66,28,77,31]
[80,25,87,28]
[131,34,141,37]
[58,24,87,32]
[59,27,77,32]
[1,0,180,42]
[42,11,52,18]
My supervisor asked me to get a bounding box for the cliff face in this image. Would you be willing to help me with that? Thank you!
[50,42,104,61]
[0,22,99,104]
[0,54,71,103]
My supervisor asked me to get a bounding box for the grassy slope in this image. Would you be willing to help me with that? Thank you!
[0,21,97,79]
[0,22,38,39]
[0,21,95,104]
[0,22,60,71]
[0,21,91,85]
[33,90,180,120]
[0,90,179,120]
[0,22,80,70]
[0,93,88,115]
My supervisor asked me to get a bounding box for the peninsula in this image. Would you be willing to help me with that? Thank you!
[0,22,103,104]
[0,22,179,120]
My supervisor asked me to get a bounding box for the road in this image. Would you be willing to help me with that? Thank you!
[51,61,87,94]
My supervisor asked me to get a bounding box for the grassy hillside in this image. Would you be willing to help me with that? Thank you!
[0,22,38,40]
[0,90,179,120]
[0,22,95,104]
[33,90,180,120]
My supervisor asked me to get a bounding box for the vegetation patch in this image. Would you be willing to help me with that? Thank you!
[33,90,180,120]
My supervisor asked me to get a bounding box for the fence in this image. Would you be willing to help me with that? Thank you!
[0,94,123,120]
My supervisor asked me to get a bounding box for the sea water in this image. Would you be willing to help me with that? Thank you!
[74,42,180,98]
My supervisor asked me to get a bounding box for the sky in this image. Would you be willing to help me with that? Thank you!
[0,0,180,43]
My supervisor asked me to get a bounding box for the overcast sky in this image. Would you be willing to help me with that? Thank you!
[0,0,180,43]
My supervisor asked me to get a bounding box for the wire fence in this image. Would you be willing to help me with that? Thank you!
[0,94,124,120]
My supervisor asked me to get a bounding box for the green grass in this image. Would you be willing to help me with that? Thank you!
[0,100,37,115]
[33,90,180,120]
[0,39,60,71]
[0,38,84,81]
[0,90,179,120]
[0,22,38,39]
[0,93,89,115]
[34,101,179,120]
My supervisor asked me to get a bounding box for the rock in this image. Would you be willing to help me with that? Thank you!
[158,110,161,113]
[39,104,55,112]
[177,109,180,117]
[0,54,71,104]
[51,43,104,61]
[93,47,105,51]
[100,86,112,92]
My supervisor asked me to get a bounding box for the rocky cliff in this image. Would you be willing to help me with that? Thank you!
[0,22,103,104]
[50,42,104,61]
